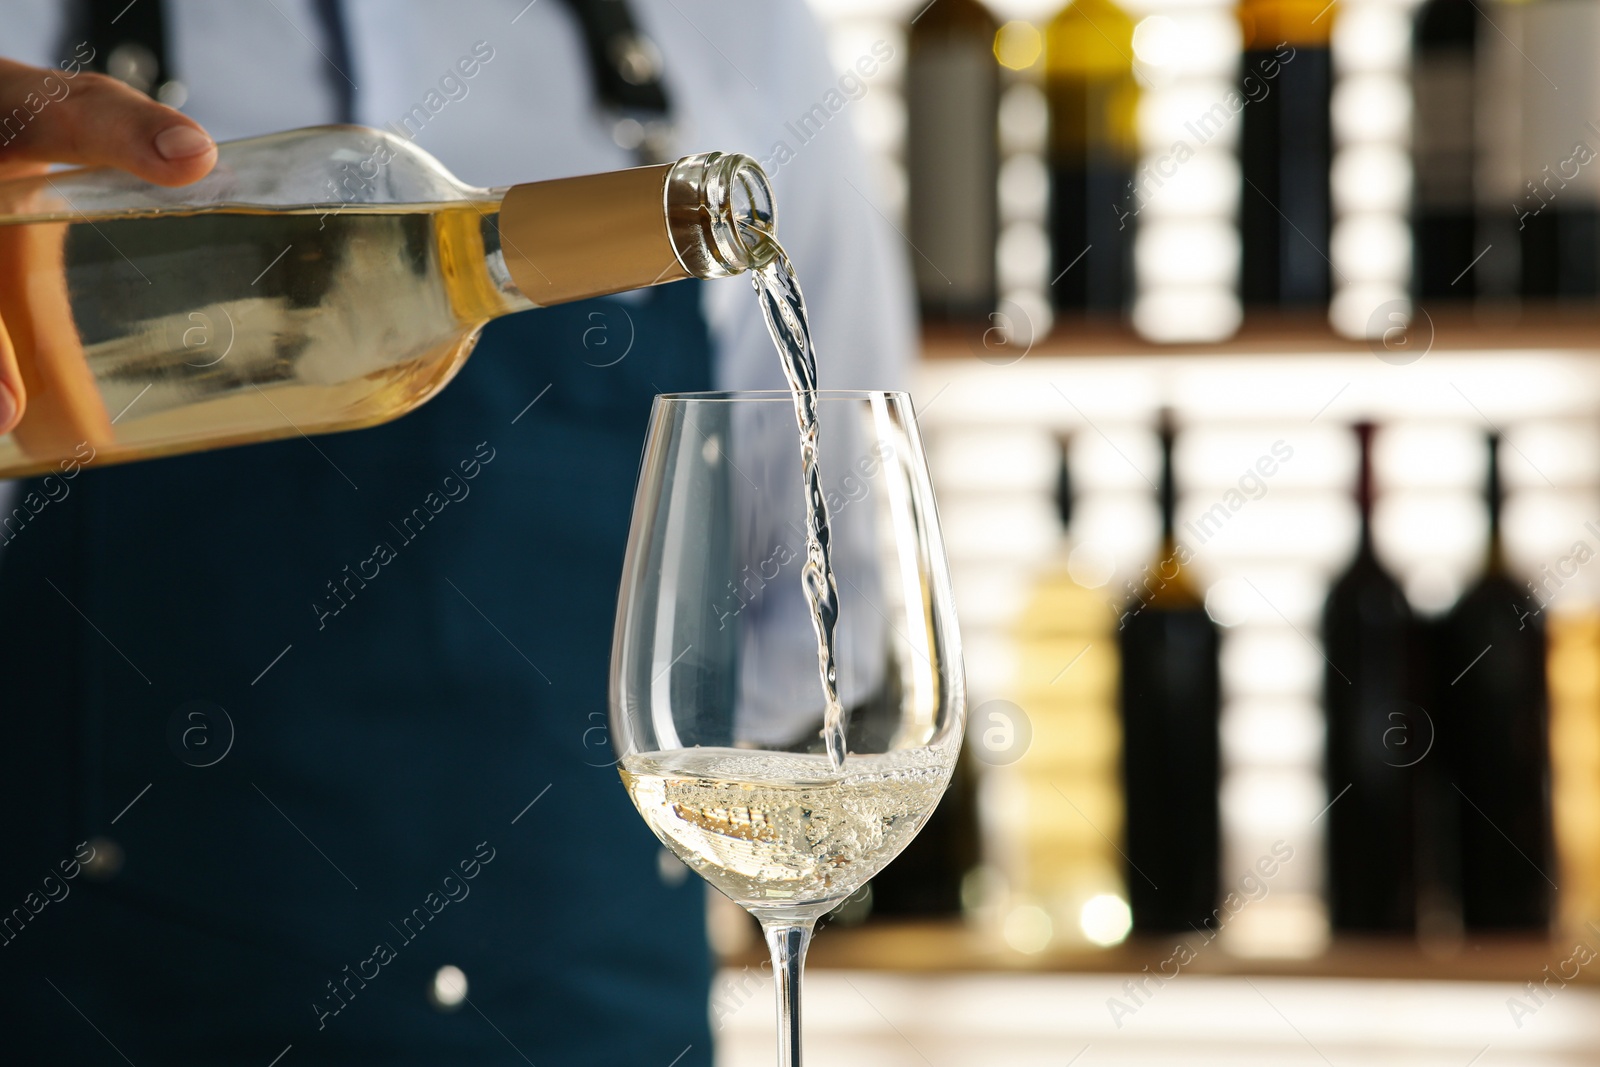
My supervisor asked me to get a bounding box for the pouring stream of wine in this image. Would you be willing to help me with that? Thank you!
[741,223,847,771]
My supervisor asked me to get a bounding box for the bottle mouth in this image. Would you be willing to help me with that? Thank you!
[664,152,777,279]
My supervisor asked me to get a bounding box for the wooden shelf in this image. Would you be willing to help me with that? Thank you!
[921,304,1600,360]
[727,919,1600,985]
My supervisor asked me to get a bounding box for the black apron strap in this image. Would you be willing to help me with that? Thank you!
[71,0,179,103]
[309,0,357,124]
[553,0,675,163]
[67,0,356,122]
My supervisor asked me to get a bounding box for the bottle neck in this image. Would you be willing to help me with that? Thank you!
[1485,432,1506,573]
[491,151,774,310]
[494,163,685,308]
[1355,422,1376,555]
[1149,414,1198,605]
[1159,421,1177,546]
[1054,436,1073,533]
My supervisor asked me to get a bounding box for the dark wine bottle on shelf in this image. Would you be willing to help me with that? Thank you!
[1517,0,1600,298]
[907,0,1000,321]
[1473,0,1524,303]
[1237,0,1333,308]
[1322,423,1419,932]
[1045,0,1139,315]
[1437,433,1553,930]
[867,744,982,918]
[1412,0,1480,299]
[1118,413,1220,933]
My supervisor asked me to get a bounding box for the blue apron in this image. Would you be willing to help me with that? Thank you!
[0,283,716,1066]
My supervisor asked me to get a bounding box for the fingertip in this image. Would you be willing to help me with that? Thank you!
[146,124,217,186]
[155,125,213,161]
[0,381,19,438]
[145,149,218,187]
[0,316,19,437]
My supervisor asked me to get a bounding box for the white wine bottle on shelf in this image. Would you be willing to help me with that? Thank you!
[0,125,774,478]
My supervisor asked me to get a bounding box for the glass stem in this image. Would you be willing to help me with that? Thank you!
[761,917,816,1067]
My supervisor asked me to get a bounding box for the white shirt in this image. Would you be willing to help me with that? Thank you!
[1,0,912,393]
[2,1,917,720]
[0,0,915,554]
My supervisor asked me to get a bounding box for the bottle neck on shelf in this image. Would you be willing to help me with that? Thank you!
[1148,413,1200,606]
[1485,432,1507,574]
[1355,421,1376,555]
[1159,423,1177,546]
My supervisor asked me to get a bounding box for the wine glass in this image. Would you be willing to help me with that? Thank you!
[610,390,965,1066]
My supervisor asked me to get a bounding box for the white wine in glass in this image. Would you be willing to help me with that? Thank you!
[611,391,965,1066]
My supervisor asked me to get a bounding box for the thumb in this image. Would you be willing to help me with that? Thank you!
[0,55,215,186]
[0,317,17,437]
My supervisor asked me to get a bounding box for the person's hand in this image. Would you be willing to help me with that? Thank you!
[0,55,216,437]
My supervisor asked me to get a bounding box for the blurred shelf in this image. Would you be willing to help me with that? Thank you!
[730,919,1600,984]
[921,305,1600,359]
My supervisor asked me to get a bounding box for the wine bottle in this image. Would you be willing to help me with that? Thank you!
[907,0,1000,321]
[866,751,981,918]
[1546,612,1600,928]
[1045,0,1139,314]
[1437,433,1553,929]
[0,126,773,478]
[1516,0,1600,298]
[1237,0,1333,308]
[1322,422,1418,932]
[1473,0,1525,303]
[1118,413,1220,933]
[1009,435,1125,939]
[1412,0,1480,299]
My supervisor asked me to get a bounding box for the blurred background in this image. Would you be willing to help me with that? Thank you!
[716,0,1600,1061]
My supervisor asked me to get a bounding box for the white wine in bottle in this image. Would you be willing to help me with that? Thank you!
[0,126,774,478]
